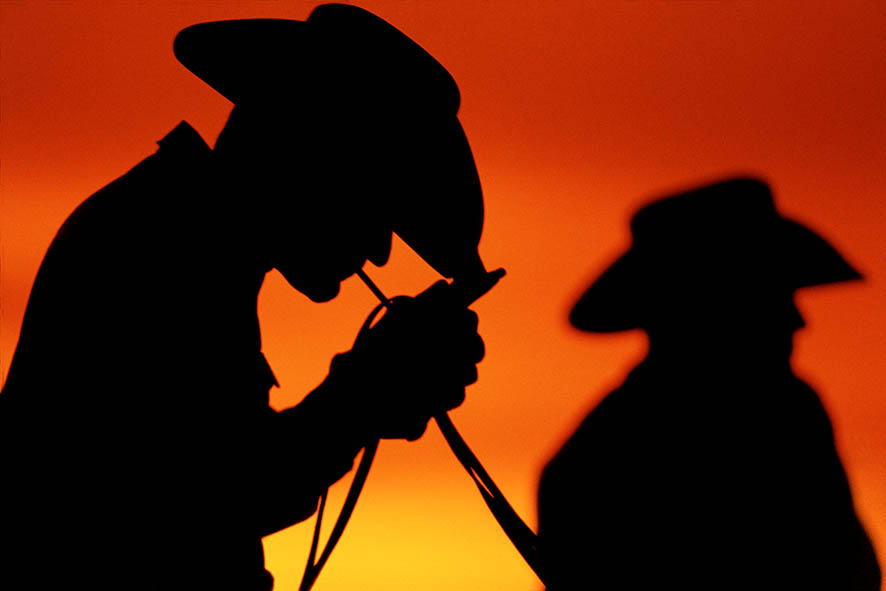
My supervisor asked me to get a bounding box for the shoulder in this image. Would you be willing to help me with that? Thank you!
[57,123,211,245]
[541,374,641,477]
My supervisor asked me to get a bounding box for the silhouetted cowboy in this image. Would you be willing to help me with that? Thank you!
[0,5,486,590]
[537,178,881,590]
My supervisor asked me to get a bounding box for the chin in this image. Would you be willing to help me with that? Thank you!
[276,265,343,302]
[301,280,341,303]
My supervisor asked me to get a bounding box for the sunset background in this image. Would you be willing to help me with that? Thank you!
[2,1,884,589]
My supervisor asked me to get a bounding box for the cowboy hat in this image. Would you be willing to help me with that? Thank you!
[173,4,487,281]
[570,178,862,332]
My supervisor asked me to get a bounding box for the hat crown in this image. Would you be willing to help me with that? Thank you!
[629,178,777,251]
[174,4,460,117]
[306,4,460,116]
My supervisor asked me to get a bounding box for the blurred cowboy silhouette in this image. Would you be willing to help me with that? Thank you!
[0,5,488,589]
[537,178,881,590]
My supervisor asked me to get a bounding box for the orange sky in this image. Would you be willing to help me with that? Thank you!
[2,2,885,590]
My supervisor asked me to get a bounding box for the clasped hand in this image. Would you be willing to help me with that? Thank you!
[331,280,485,441]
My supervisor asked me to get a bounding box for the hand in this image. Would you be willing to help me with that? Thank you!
[332,280,485,441]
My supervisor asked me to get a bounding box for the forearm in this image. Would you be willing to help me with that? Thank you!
[256,353,369,536]
[277,354,369,483]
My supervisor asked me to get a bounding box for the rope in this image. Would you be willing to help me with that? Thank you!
[298,272,549,589]
[299,303,386,591]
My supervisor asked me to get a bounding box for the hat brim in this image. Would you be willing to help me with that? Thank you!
[570,218,863,333]
[174,19,308,106]
[389,117,486,280]
[569,251,639,333]
[778,218,862,288]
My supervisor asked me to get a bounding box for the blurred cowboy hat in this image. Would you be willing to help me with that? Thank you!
[570,177,862,332]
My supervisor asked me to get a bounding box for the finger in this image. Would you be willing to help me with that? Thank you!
[463,364,478,387]
[463,309,479,331]
[440,384,467,412]
[468,334,485,364]
[404,419,429,442]
[444,334,484,366]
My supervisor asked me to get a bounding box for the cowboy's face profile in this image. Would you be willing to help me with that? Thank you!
[216,104,397,302]
[643,282,806,361]
[269,183,394,303]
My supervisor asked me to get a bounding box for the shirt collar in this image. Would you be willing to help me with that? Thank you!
[156,120,212,158]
